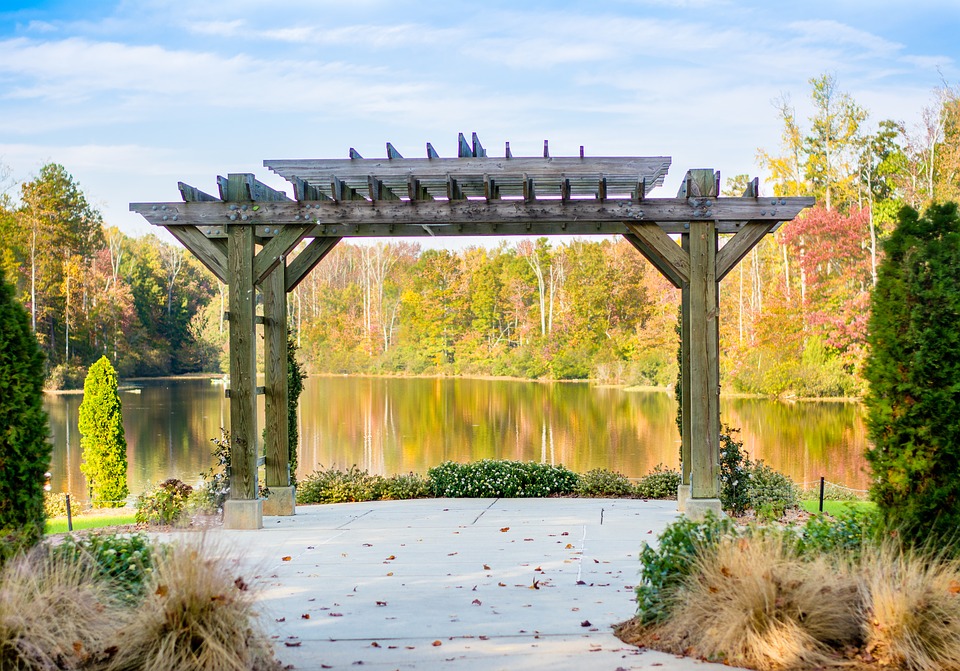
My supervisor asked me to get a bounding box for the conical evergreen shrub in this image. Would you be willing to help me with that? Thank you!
[79,356,129,507]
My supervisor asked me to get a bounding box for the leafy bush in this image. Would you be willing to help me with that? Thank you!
[44,492,69,518]
[190,429,231,515]
[135,479,193,526]
[635,465,681,499]
[297,466,385,504]
[576,469,634,497]
[797,507,882,559]
[378,472,431,500]
[635,513,737,625]
[719,426,751,516]
[748,460,799,520]
[428,460,578,498]
[78,356,129,508]
[864,202,960,549]
[287,333,306,486]
[0,267,51,553]
[54,531,157,603]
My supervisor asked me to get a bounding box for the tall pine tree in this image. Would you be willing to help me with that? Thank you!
[0,266,51,551]
[865,202,960,547]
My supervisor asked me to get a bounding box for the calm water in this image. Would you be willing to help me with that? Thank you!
[44,377,871,502]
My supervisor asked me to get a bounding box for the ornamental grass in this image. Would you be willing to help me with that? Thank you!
[105,539,278,671]
[0,547,125,670]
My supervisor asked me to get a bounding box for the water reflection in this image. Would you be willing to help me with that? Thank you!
[44,376,871,500]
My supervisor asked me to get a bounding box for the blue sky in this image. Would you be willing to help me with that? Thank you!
[0,0,956,239]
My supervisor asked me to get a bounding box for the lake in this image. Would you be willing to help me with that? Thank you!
[44,376,871,504]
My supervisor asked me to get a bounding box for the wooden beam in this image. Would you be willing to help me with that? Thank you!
[386,142,403,159]
[368,176,402,201]
[426,143,439,159]
[293,177,330,201]
[446,176,465,201]
[624,222,690,284]
[472,132,486,158]
[133,196,814,236]
[254,224,312,286]
[285,237,341,293]
[227,224,257,500]
[505,142,513,159]
[349,148,363,159]
[622,233,682,288]
[458,133,472,158]
[178,182,219,202]
[265,156,672,186]
[677,169,719,198]
[680,233,691,487]
[167,226,227,283]
[262,263,290,490]
[716,222,775,282]
[331,176,363,202]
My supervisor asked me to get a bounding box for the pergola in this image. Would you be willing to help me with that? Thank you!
[131,134,813,529]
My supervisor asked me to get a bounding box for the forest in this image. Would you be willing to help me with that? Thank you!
[1,75,958,396]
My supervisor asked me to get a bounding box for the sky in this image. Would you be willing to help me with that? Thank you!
[0,0,957,240]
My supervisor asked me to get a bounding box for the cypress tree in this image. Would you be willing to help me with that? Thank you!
[864,202,960,547]
[79,356,129,507]
[0,266,51,547]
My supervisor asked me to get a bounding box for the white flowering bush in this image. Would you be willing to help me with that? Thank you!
[428,460,578,498]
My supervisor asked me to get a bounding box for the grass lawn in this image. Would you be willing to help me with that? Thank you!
[46,512,137,534]
[799,499,877,516]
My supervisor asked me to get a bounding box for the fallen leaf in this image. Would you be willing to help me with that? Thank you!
[530,578,540,590]
[500,527,510,532]
[234,577,248,591]
[281,556,292,562]
[483,564,491,570]
[565,543,574,549]
[576,580,586,585]
[376,601,387,607]
[524,538,534,541]
[385,555,396,561]
[950,580,960,595]
[362,543,373,547]
[370,642,380,648]
[386,572,394,576]
[561,531,569,536]
[275,617,286,622]
[472,599,482,606]
[479,635,489,640]
[432,640,442,647]
[284,641,302,647]
[534,566,542,572]
[498,582,506,587]
[447,552,458,556]
[329,613,343,617]
[301,614,310,620]
[155,585,168,597]
[593,559,600,564]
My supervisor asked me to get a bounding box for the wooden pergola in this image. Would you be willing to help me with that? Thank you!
[131,134,813,529]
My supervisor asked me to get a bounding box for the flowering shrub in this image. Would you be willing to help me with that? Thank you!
[719,426,751,515]
[135,478,193,526]
[428,460,578,498]
[297,465,384,504]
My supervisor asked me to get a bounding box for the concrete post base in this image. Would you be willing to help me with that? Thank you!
[263,486,296,516]
[677,483,691,513]
[683,498,724,521]
[223,499,263,530]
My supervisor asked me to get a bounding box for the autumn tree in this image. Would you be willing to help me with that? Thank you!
[79,355,129,507]
[864,202,960,547]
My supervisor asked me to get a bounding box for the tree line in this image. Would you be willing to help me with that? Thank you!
[1,73,958,395]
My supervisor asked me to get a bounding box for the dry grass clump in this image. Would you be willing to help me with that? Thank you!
[861,543,960,670]
[651,535,862,670]
[0,548,125,670]
[105,539,278,671]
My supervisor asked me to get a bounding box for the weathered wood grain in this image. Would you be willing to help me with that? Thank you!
[263,264,289,489]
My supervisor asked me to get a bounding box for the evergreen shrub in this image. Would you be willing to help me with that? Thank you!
[747,460,799,520]
[296,465,384,504]
[78,356,129,507]
[576,469,634,497]
[0,267,51,555]
[864,202,960,548]
[719,426,751,516]
[54,531,157,603]
[635,465,681,499]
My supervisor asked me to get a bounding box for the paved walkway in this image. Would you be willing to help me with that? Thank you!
[180,498,740,670]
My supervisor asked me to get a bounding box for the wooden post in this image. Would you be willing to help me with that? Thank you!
[224,207,262,529]
[262,261,295,515]
[688,219,721,504]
